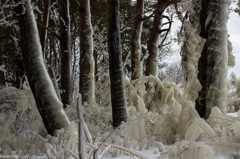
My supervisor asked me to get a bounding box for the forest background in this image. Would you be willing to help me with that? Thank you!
[1,0,240,158]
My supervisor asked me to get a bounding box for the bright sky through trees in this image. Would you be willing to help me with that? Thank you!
[168,8,240,79]
[228,11,240,78]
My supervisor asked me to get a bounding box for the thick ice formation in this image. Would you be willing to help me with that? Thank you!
[2,79,240,159]
[181,0,205,102]
[18,0,70,132]
[205,0,231,114]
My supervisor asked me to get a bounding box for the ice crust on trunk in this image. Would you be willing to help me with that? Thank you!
[181,0,232,117]
[182,22,205,101]
[79,0,95,104]
[16,0,70,134]
[205,0,231,114]
[181,0,205,102]
[131,0,144,80]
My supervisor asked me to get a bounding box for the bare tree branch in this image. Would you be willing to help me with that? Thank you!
[37,22,62,40]
[159,15,172,48]
[0,77,17,83]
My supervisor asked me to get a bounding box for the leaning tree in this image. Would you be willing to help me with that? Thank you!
[15,0,70,135]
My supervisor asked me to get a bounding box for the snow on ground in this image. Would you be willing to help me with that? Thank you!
[101,146,160,159]
[1,77,240,159]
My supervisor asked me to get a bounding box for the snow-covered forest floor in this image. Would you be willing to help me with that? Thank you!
[1,73,240,159]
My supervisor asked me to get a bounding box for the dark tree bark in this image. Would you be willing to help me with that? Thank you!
[40,0,51,57]
[0,26,6,87]
[79,0,95,104]
[196,0,229,118]
[15,54,24,89]
[131,0,144,81]
[94,50,99,82]
[195,0,209,118]
[14,0,70,135]
[145,0,180,76]
[145,0,170,76]
[59,0,73,108]
[107,0,128,128]
[0,59,5,87]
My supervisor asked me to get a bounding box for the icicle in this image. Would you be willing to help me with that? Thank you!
[138,138,146,151]
[154,142,165,152]
[181,19,205,102]
[233,120,240,142]
[45,143,53,151]
[46,149,52,158]
[37,135,48,142]
[185,122,202,141]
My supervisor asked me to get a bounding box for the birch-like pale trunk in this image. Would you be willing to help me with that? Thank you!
[197,0,230,118]
[59,0,73,108]
[107,0,128,128]
[15,0,70,135]
[131,0,144,81]
[79,0,95,104]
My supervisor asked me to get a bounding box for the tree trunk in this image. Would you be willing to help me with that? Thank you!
[181,0,205,102]
[0,26,6,87]
[145,0,170,77]
[40,0,50,57]
[94,50,99,82]
[196,0,230,118]
[131,0,144,81]
[107,0,128,128]
[79,0,95,104]
[15,0,70,135]
[15,54,24,89]
[59,0,73,108]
